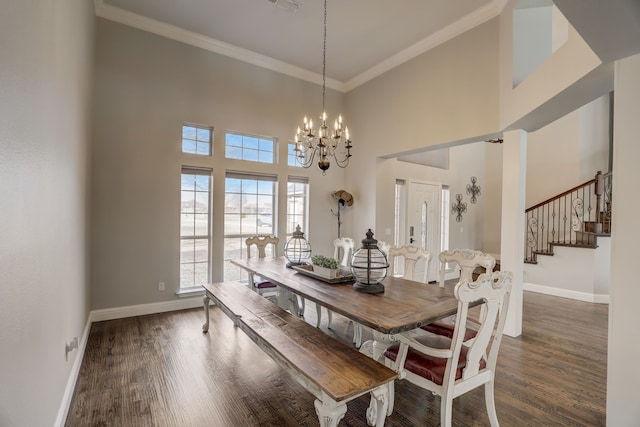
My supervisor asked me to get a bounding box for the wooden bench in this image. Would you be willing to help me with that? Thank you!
[202,282,397,427]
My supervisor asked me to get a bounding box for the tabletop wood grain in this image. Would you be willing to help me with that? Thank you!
[231,257,461,334]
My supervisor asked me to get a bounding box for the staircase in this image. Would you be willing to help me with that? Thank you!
[525,171,612,264]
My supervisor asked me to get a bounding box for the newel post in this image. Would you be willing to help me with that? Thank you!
[594,171,604,233]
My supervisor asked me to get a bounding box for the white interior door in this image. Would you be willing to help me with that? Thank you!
[407,181,441,282]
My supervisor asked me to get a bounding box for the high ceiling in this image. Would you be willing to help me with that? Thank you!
[96,0,502,91]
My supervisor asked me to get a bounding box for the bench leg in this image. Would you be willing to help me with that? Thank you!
[366,384,390,426]
[202,294,210,333]
[314,397,347,427]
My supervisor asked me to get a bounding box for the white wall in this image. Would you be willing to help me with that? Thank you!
[0,1,94,426]
[608,52,640,425]
[499,0,603,131]
[523,241,610,302]
[373,142,491,255]
[91,20,346,309]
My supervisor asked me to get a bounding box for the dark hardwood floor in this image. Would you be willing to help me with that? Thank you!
[65,291,607,426]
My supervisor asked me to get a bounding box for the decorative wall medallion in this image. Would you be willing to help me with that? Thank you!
[451,193,467,222]
[466,176,481,203]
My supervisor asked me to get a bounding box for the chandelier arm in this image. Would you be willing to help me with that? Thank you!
[295,145,317,168]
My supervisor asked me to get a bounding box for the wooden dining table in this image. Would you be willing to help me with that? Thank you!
[230,256,461,360]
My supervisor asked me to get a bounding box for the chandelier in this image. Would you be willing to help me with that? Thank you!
[294,0,352,174]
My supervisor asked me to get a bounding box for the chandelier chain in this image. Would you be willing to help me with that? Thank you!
[322,0,327,113]
[293,0,352,174]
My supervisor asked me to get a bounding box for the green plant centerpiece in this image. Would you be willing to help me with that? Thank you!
[311,255,341,279]
[311,255,339,270]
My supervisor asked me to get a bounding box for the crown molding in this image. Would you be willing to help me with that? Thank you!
[343,2,501,91]
[93,0,343,91]
[94,0,501,93]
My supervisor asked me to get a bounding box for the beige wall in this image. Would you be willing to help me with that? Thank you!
[499,0,603,131]
[525,94,610,207]
[344,18,501,238]
[91,19,347,309]
[0,1,94,425]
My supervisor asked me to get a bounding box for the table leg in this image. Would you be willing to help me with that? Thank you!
[202,294,210,333]
[277,288,300,315]
[360,330,394,362]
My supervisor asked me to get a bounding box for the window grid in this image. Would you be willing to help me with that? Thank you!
[287,143,302,167]
[286,179,309,236]
[224,174,277,282]
[180,168,212,288]
[225,132,275,164]
[441,186,451,270]
[182,124,212,156]
[394,180,406,247]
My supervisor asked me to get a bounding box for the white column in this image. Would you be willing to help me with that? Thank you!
[500,129,526,337]
[607,53,640,426]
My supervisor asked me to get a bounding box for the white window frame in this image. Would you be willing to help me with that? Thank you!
[179,167,212,289]
[182,123,212,156]
[287,142,303,167]
[286,176,309,237]
[225,131,275,164]
[223,172,278,282]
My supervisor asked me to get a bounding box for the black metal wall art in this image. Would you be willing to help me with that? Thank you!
[451,193,467,222]
[466,176,481,203]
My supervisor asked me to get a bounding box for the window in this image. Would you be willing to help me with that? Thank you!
[180,168,212,288]
[225,132,275,164]
[288,143,302,167]
[441,186,451,270]
[224,172,277,281]
[394,180,406,247]
[182,124,212,156]
[287,177,309,236]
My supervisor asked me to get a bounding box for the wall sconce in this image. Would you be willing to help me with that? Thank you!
[466,176,481,203]
[451,194,467,223]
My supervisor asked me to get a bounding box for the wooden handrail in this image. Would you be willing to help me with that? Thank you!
[525,178,596,213]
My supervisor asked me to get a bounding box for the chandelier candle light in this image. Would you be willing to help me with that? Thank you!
[294,0,352,174]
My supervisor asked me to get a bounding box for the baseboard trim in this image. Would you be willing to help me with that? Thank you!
[524,282,609,304]
[90,297,206,322]
[54,316,92,427]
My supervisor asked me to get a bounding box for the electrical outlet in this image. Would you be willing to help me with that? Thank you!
[65,337,78,361]
[158,282,165,291]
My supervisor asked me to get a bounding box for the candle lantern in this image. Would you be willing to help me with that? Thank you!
[284,224,312,267]
[350,229,388,293]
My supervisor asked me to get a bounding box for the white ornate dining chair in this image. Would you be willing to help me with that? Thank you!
[313,237,355,329]
[384,271,512,427]
[245,235,279,301]
[387,245,432,283]
[421,249,496,341]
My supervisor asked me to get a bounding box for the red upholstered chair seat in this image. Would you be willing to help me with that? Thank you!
[384,342,486,386]
[420,320,478,342]
[255,280,277,289]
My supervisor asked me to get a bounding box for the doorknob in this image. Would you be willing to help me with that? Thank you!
[410,237,415,244]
